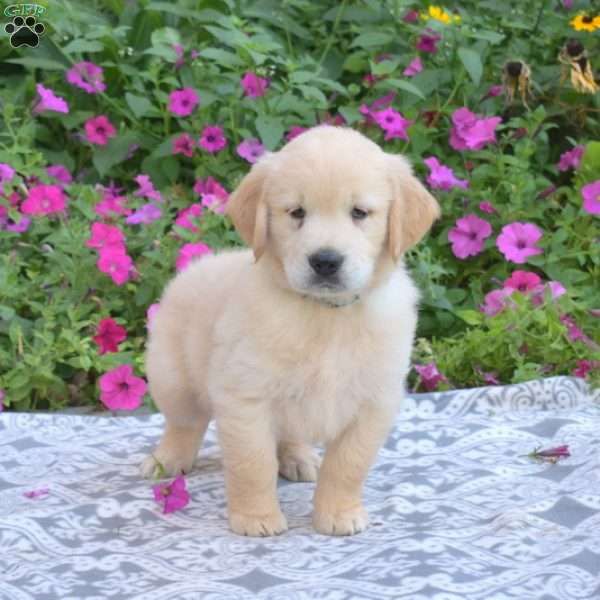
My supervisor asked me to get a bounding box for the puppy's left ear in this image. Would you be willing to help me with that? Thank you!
[386,154,440,261]
[225,158,271,262]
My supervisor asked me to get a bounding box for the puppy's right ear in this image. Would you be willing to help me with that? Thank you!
[225,160,270,263]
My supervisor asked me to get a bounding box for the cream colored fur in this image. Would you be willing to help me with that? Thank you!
[142,125,440,537]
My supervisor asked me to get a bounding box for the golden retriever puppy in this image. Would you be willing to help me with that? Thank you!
[142,125,440,537]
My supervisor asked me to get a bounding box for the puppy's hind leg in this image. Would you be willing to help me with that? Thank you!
[278,441,321,482]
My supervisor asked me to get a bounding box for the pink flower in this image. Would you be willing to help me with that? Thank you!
[414,363,447,391]
[98,364,146,411]
[448,214,492,259]
[152,475,190,514]
[193,176,228,201]
[66,61,106,94]
[528,445,570,463]
[199,126,227,153]
[168,88,200,117]
[147,303,160,330]
[172,133,195,157]
[134,174,162,202]
[93,318,127,354]
[474,366,500,385]
[21,184,66,215]
[97,247,133,286]
[241,72,270,98]
[46,164,72,185]
[0,163,15,183]
[373,108,413,141]
[573,359,598,378]
[286,126,308,141]
[403,57,423,77]
[126,203,162,225]
[538,184,557,200]
[423,156,469,190]
[86,222,125,252]
[480,288,514,317]
[416,33,441,53]
[562,0,574,9]
[503,271,542,294]
[95,195,131,217]
[581,180,600,215]
[175,204,204,233]
[403,9,419,23]
[23,488,49,499]
[176,242,213,272]
[480,85,503,102]
[531,281,566,306]
[557,145,585,171]
[479,201,496,214]
[450,108,502,151]
[237,138,266,163]
[85,116,116,146]
[560,315,599,349]
[4,215,30,233]
[496,222,543,264]
[32,84,69,114]
[173,44,185,69]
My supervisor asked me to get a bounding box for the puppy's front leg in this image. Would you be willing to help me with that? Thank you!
[217,404,287,537]
[313,401,397,536]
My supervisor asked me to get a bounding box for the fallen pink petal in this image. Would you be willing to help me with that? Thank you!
[23,488,50,499]
[152,474,190,514]
[527,445,571,463]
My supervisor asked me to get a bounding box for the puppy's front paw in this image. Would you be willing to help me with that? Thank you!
[278,444,321,482]
[229,510,288,537]
[313,505,369,536]
[140,450,195,479]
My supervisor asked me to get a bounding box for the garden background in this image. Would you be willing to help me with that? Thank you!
[0,0,598,413]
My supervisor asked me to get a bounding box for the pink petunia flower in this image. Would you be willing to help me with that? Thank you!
[0,163,15,183]
[66,61,106,94]
[93,318,127,354]
[573,359,598,378]
[496,222,543,264]
[125,203,162,225]
[172,133,195,158]
[480,85,503,102]
[474,366,500,385]
[85,116,116,146]
[46,164,72,185]
[530,280,567,306]
[86,222,125,252]
[562,0,574,8]
[479,201,496,214]
[448,214,492,259]
[403,9,419,23]
[373,107,413,141]
[21,184,66,215]
[423,156,469,190]
[97,247,133,286]
[175,204,204,233]
[134,174,162,203]
[557,145,585,171]
[241,72,270,98]
[403,57,423,77]
[199,126,227,153]
[98,364,146,411]
[560,315,599,349]
[581,180,600,215]
[4,215,31,233]
[286,126,308,141]
[176,242,213,272]
[416,32,441,53]
[32,84,69,114]
[503,271,542,294]
[193,176,228,202]
[414,363,447,391]
[450,107,502,151]
[152,475,190,514]
[480,288,514,317]
[95,195,131,218]
[146,303,160,330]
[173,44,185,69]
[168,88,200,117]
[237,138,266,163]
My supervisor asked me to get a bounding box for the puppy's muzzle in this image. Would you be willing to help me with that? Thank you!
[308,248,344,279]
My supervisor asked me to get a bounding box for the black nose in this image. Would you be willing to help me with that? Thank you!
[308,249,344,277]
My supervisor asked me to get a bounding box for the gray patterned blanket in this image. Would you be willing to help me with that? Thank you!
[1,376,599,600]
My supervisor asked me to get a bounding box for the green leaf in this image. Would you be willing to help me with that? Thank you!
[338,105,363,125]
[458,47,483,86]
[5,57,67,70]
[455,309,483,326]
[255,115,284,151]
[350,31,393,49]
[125,93,154,118]
[198,47,243,67]
[62,39,104,54]
[92,132,138,177]
[383,78,426,100]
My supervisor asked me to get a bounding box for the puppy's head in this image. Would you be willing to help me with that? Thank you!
[226,126,440,302]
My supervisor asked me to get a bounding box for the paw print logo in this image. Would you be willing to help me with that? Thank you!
[5,15,45,48]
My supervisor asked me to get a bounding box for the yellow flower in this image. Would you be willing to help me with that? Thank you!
[420,5,461,25]
[570,13,600,32]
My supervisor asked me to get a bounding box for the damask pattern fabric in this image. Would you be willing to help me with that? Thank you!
[1,376,599,600]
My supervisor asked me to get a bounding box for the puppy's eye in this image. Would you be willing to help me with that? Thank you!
[351,207,369,220]
[290,207,305,220]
